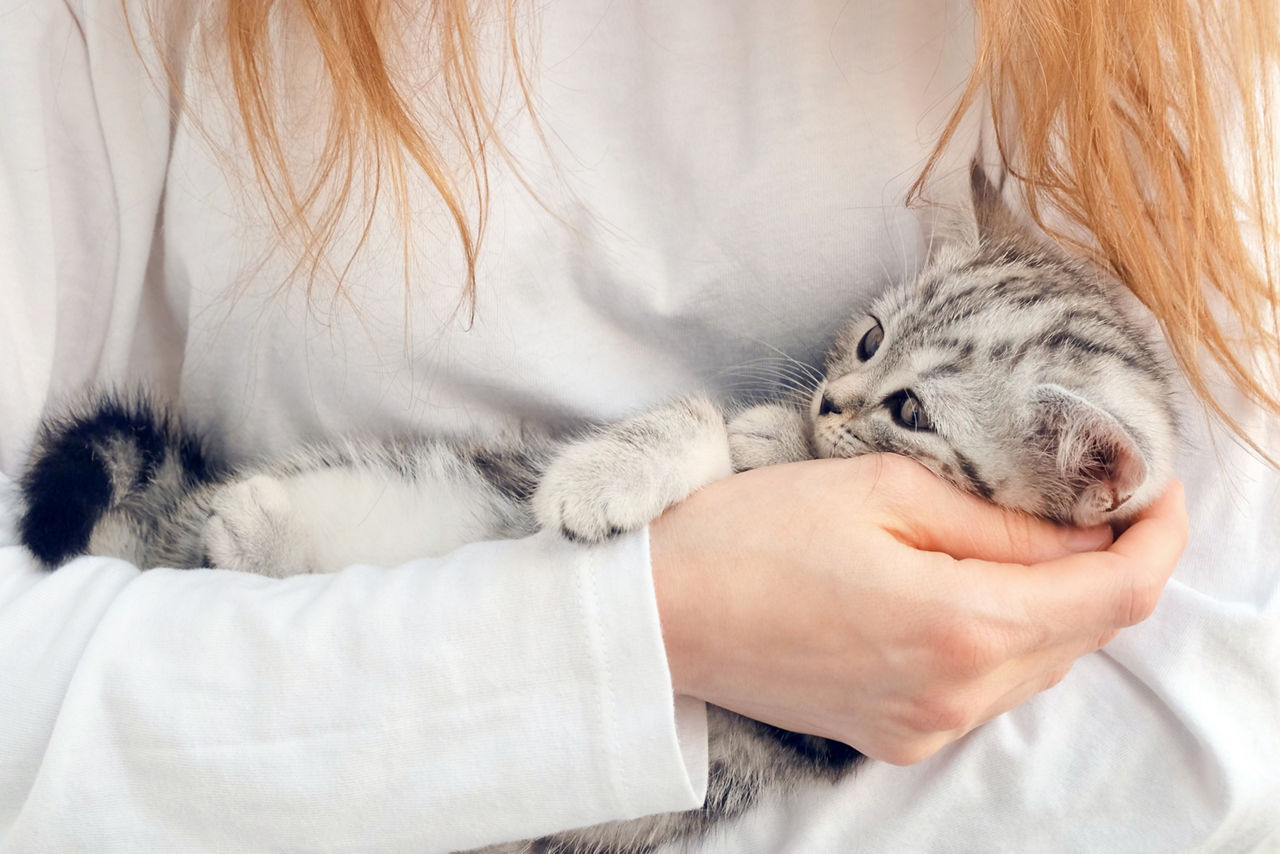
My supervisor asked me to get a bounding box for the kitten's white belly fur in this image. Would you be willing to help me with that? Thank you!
[204,444,519,576]
[282,467,502,572]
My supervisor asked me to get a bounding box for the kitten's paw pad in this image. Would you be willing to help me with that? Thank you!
[204,475,306,575]
[728,404,810,470]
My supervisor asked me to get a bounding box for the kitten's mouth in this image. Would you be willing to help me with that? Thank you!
[814,427,874,459]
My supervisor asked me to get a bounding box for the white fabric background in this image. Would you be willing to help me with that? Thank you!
[0,0,1276,851]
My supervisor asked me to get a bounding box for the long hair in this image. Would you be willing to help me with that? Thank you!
[144,0,1280,453]
[913,0,1280,457]
[150,0,540,311]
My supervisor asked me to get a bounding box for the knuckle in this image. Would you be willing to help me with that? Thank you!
[906,692,973,735]
[1120,578,1161,626]
[930,619,1001,679]
[1043,664,1072,692]
[875,737,944,767]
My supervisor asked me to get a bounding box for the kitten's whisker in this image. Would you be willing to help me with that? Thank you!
[719,358,819,384]
[715,361,822,391]
[715,378,817,401]
[739,342,826,384]
[724,375,818,396]
[716,364,811,381]
[717,363,823,394]
[715,383,811,402]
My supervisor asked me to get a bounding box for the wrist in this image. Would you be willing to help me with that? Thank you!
[648,510,702,698]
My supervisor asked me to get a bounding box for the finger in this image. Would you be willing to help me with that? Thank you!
[866,455,1113,564]
[876,657,1076,766]
[868,646,1080,766]
[1000,480,1188,647]
[975,659,1076,732]
[1094,479,1188,626]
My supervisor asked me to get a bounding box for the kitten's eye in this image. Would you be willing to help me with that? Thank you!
[885,390,933,431]
[856,318,884,362]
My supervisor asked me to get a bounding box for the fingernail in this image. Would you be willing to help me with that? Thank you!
[1063,524,1113,552]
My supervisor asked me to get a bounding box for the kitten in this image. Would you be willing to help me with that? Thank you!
[18,164,1177,853]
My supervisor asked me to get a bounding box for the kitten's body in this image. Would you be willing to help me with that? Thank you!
[18,167,1178,853]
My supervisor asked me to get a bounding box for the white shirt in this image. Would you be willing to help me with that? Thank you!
[1,1,1277,852]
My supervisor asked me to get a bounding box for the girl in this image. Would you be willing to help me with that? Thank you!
[0,1,1273,850]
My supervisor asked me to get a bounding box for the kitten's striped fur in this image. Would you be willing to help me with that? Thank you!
[811,170,1175,527]
[18,165,1177,853]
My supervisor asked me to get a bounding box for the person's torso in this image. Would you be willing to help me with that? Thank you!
[153,0,977,461]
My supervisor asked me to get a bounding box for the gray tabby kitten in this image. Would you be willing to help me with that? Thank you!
[19,165,1176,853]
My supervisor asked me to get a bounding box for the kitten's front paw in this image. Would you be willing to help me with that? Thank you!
[533,398,732,544]
[204,475,308,576]
[533,441,658,544]
[728,404,811,471]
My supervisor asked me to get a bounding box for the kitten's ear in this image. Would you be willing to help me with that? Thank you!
[1030,384,1147,523]
[969,159,1025,247]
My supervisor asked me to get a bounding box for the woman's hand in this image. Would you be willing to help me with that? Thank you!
[648,454,1187,765]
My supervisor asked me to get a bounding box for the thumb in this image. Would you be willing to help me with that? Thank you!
[868,455,1113,564]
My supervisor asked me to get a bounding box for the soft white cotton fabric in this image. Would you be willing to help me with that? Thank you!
[0,1,1276,852]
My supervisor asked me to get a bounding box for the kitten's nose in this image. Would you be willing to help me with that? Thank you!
[818,395,843,416]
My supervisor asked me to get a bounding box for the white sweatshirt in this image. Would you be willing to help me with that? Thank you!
[0,1,1276,852]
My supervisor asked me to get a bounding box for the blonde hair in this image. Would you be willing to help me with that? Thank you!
[155,0,1280,451]
[174,0,538,310]
[914,0,1280,457]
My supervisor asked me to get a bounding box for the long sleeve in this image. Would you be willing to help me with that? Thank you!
[0,477,706,851]
[4,0,1275,850]
[0,4,705,850]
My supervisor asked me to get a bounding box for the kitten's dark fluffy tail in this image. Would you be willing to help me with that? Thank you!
[18,391,220,567]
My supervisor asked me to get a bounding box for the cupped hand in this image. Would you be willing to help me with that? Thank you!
[648,454,1187,765]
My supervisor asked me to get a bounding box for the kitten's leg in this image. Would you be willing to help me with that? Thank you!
[727,404,812,471]
[533,396,733,543]
[203,475,311,577]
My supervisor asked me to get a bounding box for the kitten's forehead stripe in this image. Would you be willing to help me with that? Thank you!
[927,338,976,353]
[877,253,1168,397]
[921,360,968,380]
[1037,330,1149,372]
[914,338,978,381]
[892,267,1080,347]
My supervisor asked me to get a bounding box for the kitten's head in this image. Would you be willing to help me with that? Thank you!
[810,164,1177,526]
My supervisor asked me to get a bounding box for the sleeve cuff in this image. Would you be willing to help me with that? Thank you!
[582,525,708,817]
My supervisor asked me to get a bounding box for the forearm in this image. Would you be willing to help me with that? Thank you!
[0,507,705,851]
